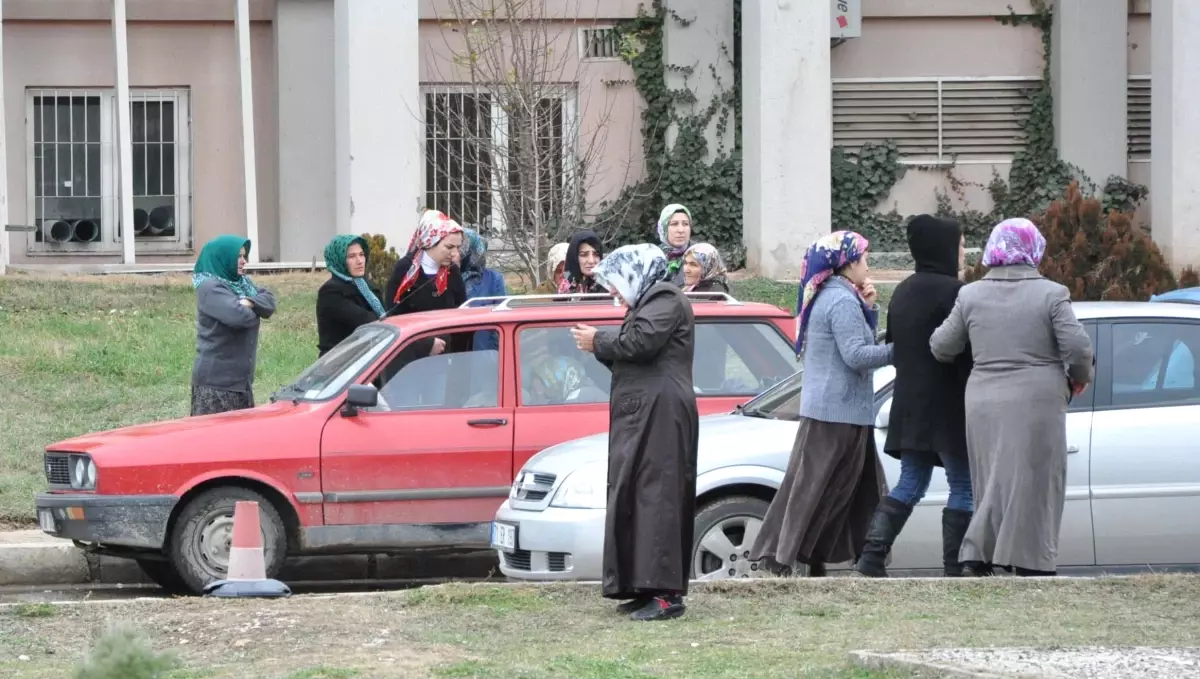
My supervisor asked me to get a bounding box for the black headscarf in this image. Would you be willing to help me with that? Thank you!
[906,215,962,277]
[560,230,604,293]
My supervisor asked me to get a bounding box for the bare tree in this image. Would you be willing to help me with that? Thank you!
[424,0,636,288]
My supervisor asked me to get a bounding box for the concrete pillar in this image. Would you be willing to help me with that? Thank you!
[663,0,736,158]
[742,0,830,279]
[275,0,337,262]
[334,0,421,251]
[235,0,260,263]
[112,0,136,264]
[1051,0,1127,188]
[1152,1,1200,270]
[0,0,7,276]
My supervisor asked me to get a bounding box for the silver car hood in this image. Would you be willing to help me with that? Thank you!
[522,414,799,478]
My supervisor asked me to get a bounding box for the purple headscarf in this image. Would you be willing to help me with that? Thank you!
[794,230,874,354]
[982,218,1046,268]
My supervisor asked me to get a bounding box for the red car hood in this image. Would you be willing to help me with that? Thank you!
[46,400,308,454]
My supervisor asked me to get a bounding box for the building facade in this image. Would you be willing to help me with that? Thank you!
[0,0,1195,279]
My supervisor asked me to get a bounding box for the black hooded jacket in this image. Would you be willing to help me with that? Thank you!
[883,215,973,462]
[562,230,605,293]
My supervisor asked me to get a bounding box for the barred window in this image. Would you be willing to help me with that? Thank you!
[832,77,1039,163]
[1127,76,1150,161]
[579,27,621,60]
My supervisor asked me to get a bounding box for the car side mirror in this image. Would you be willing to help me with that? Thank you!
[342,384,378,417]
[875,397,892,430]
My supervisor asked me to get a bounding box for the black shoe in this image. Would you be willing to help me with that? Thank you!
[1014,567,1056,577]
[806,562,827,578]
[962,561,994,577]
[630,595,686,621]
[854,497,913,578]
[941,508,973,577]
[616,597,649,614]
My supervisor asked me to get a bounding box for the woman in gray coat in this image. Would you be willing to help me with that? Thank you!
[570,244,698,621]
[930,218,1093,576]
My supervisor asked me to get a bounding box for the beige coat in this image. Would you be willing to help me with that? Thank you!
[930,265,1093,572]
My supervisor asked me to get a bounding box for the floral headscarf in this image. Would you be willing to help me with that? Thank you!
[682,243,727,291]
[982,218,1046,268]
[193,235,258,298]
[591,243,668,307]
[529,355,587,403]
[558,230,604,294]
[459,228,488,293]
[657,204,693,273]
[392,209,464,303]
[795,230,873,354]
[324,234,386,318]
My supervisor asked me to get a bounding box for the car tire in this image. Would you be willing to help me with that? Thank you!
[135,558,191,595]
[691,496,774,581]
[168,487,288,594]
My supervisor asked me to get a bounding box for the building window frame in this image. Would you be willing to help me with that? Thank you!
[24,87,192,255]
[1127,74,1150,163]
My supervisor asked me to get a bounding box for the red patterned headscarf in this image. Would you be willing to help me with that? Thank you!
[392,210,464,303]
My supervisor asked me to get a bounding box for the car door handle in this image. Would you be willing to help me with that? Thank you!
[1067,445,1080,454]
[467,418,508,427]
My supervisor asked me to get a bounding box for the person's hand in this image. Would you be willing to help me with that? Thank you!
[859,279,878,306]
[571,324,597,353]
[239,298,255,308]
[1070,379,1088,396]
[431,338,446,356]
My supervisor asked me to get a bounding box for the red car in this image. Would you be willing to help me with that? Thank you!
[35,293,798,592]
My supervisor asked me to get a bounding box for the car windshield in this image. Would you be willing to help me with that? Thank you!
[273,325,396,402]
[736,364,897,421]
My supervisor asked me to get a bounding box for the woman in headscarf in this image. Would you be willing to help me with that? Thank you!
[316,234,386,356]
[570,244,698,621]
[526,355,588,405]
[681,243,729,293]
[190,235,276,416]
[384,210,467,355]
[459,227,507,351]
[931,218,1093,577]
[854,215,974,578]
[749,231,893,578]
[558,230,605,294]
[535,242,570,293]
[657,204,694,286]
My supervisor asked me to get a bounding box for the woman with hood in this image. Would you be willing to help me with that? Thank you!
[931,218,1093,576]
[190,235,277,416]
[570,244,699,621]
[749,231,893,578]
[854,215,974,578]
[558,230,606,294]
[681,243,729,294]
[315,234,387,356]
[459,227,507,351]
[657,204,693,286]
[384,209,467,355]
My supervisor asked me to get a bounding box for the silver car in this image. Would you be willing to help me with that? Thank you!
[492,301,1200,580]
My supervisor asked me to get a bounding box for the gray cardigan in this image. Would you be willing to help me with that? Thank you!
[191,279,277,392]
[799,277,894,426]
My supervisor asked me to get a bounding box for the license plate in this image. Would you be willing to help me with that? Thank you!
[38,509,56,533]
[490,521,517,552]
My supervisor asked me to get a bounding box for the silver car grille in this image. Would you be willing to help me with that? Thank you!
[513,472,557,502]
[44,454,70,486]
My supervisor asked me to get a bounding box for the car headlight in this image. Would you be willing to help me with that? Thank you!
[68,454,97,490]
[549,462,607,509]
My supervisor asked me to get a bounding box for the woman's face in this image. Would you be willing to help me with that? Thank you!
[667,212,691,248]
[346,242,367,278]
[958,234,966,271]
[428,233,464,267]
[237,248,248,276]
[842,252,870,286]
[553,262,565,286]
[682,253,702,286]
[578,243,601,276]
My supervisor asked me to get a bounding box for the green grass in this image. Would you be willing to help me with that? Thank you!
[1,577,1197,678]
[9,603,55,618]
[0,273,841,525]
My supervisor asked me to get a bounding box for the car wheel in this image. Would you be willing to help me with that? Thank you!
[168,487,288,594]
[692,496,777,581]
[135,558,191,595]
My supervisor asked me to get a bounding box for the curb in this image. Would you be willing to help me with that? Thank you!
[0,531,498,587]
[849,650,1025,679]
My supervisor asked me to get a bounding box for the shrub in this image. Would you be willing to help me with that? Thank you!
[74,624,179,679]
[965,181,1183,301]
[361,233,401,291]
[1180,267,1200,289]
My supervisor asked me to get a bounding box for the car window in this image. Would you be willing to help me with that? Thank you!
[372,329,501,411]
[1068,323,1098,411]
[277,324,395,402]
[693,322,796,396]
[1110,322,1200,408]
[518,326,613,406]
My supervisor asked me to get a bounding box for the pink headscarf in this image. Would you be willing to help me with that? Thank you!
[982,218,1046,268]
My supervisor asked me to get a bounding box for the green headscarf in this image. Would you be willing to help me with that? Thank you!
[324,234,386,318]
[193,235,258,298]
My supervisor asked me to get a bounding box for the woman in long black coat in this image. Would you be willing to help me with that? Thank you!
[571,243,699,622]
[384,210,468,360]
[854,214,974,578]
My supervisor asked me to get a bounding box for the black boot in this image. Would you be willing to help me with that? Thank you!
[853,497,913,578]
[1014,567,1056,577]
[941,508,972,577]
[962,561,994,577]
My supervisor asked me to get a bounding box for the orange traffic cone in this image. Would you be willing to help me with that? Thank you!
[203,500,291,598]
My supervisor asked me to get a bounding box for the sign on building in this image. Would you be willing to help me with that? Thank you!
[832,0,862,39]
